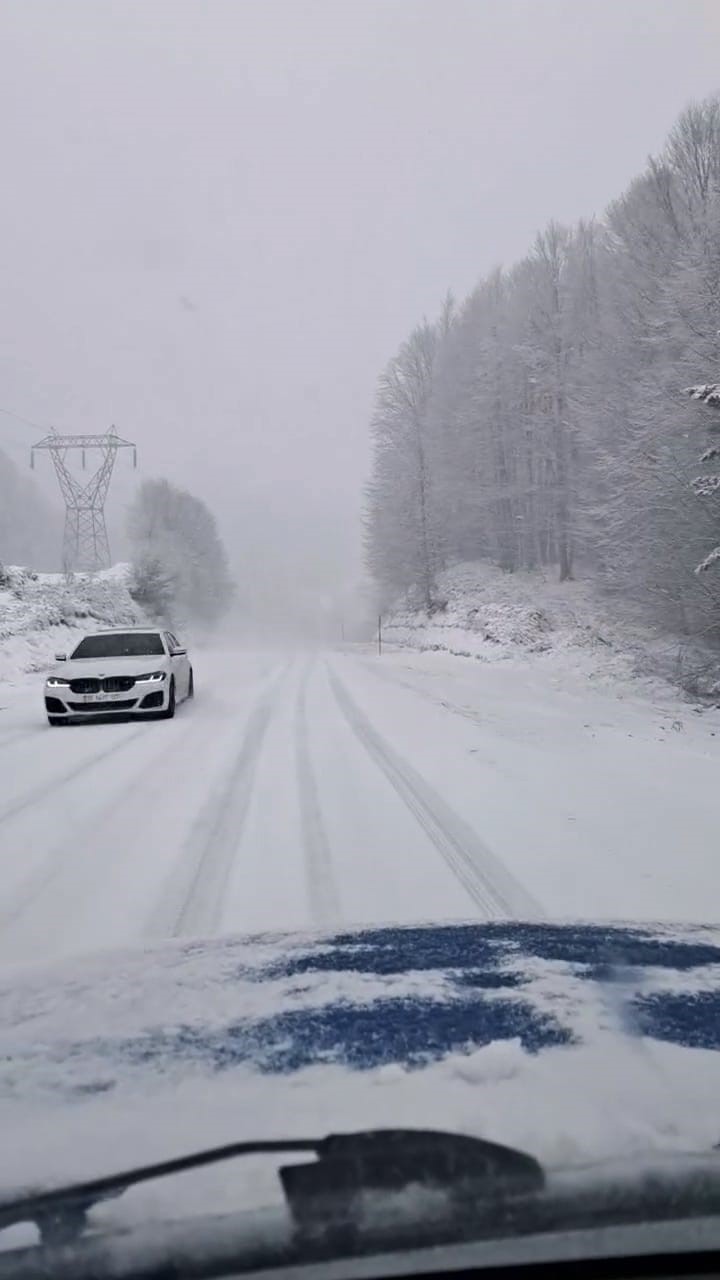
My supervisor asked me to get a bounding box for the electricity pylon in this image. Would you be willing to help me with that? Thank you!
[31,429,137,572]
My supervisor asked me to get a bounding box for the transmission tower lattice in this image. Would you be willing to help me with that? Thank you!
[31,429,137,572]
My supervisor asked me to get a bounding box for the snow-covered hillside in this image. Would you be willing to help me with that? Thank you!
[383,562,720,703]
[0,564,146,682]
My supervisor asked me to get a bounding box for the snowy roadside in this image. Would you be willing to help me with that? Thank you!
[0,564,147,684]
[0,563,231,686]
[382,562,720,706]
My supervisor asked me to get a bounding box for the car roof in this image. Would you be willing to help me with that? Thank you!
[87,627,166,636]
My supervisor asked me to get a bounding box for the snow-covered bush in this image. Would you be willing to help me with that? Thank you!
[128,553,178,622]
[0,565,147,681]
[382,560,720,701]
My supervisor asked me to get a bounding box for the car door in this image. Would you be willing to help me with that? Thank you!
[166,632,190,698]
[164,632,182,696]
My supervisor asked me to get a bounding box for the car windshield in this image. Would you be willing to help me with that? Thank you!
[3,1,720,1276]
[70,633,165,659]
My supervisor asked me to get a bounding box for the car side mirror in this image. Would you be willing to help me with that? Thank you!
[171,647,187,657]
[55,652,67,661]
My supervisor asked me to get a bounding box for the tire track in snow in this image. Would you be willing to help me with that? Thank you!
[327,666,544,921]
[0,724,147,825]
[295,664,340,927]
[358,657,526,747]
[157,665,291,939]
[356,656,565,748]
[0,727,45,752]
[359,656,486,727]
[0,705,221,944]
[357,657,518,774]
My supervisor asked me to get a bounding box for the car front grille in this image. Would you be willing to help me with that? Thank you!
[69,676,136,694]
[70,678,101,694]
[102,676,136,693]
[67,699,138,712]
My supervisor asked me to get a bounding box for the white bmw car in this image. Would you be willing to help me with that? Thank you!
[44,628,194,725]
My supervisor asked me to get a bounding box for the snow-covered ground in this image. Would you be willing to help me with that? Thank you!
[1,642,719,968]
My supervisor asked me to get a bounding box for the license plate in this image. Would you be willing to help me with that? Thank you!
[81,692,125,702]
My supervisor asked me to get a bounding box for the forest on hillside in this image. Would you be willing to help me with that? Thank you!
[365,95,720,646]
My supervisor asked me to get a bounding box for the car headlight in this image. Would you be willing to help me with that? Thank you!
[47,677,71,687]
[136,671,167,682]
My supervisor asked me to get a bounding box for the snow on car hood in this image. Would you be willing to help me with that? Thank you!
[49,655,169,678]
[2,921,720,1211]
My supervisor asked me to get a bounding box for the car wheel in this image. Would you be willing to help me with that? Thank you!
[187,668,194,699]
[47,715,67,727]
[160,678,176,720]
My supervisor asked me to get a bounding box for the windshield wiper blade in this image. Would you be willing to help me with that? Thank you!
[0,1139,317,1245]
[0,1129,543,1247]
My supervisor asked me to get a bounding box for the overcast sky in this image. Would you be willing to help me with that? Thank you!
[1,0,719,613]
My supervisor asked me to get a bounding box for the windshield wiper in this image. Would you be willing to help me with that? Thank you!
[0,1128,543,1247]
[5,1134,720,1280]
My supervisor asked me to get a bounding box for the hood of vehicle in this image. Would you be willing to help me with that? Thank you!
[48,655,169,679]
[2,921,720,1208]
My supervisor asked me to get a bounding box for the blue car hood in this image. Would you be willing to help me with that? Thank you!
[2,921,720,1212]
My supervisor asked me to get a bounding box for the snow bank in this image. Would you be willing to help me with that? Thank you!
[383,562,720,701]
[0,564,147,683]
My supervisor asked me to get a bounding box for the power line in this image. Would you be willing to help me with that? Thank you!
[0,406,64,434]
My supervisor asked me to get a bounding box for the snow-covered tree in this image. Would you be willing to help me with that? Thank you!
[127,479,234,623]
[127,551,177,620]
[364,91,720,645]
[365,322,445,607]
[686,383,720,576]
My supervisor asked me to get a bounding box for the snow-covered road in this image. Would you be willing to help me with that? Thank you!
[1,645,719,967]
